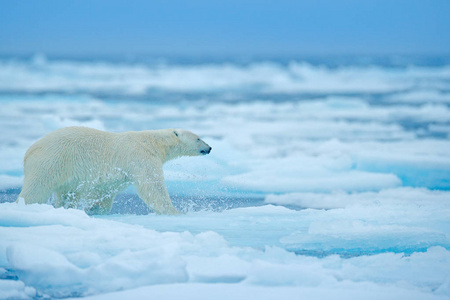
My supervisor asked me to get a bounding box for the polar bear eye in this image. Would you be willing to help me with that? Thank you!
[197,138,200,141]
[173,131,178,137]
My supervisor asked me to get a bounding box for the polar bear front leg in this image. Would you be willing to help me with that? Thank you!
[134,167,180,215]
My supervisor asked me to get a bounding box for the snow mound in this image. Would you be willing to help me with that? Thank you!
[0,202,449,298]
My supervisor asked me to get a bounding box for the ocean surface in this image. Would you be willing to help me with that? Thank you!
[0,54,449,299]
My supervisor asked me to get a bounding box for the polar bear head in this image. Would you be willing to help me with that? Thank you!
[172,129,211,157]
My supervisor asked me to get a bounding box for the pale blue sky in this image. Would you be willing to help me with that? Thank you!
[0,0,449,56]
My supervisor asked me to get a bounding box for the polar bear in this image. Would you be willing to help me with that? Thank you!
[17,126,211,215]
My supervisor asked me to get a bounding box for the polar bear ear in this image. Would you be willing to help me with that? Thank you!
[173,131,178,137]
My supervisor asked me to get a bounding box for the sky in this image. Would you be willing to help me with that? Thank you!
[0,0,449,57]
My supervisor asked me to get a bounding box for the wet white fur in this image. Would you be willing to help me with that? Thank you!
[17,126,211,215]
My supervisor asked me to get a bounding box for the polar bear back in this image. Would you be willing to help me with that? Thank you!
[22,127,166,200]
[24,127,137,180]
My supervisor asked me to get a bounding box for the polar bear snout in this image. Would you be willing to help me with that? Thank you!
[200,146,212,155]
[196,136,211,155]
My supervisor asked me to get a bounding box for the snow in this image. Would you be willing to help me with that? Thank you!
[387,90,450,104]
[0,278,35,300]
[1,56,449,299]
[75,283,449,300]
[0,175,23,190]
[1,203,449,299]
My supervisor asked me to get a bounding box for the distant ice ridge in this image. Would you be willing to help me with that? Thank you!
[0,201,449,299]
[1,56,450,96]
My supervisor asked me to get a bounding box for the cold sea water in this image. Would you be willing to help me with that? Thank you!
[0,54,449,299]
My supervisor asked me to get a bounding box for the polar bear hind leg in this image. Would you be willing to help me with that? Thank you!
[84,193,116,215]
[18,175,53,205]
[54,190,81,209]
[83,181,130,214]
[55,184,118,215]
